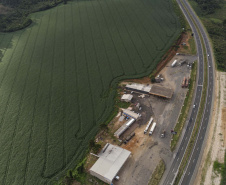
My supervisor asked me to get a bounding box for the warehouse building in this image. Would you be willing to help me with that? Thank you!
[114,118,135,138]
[121,94,133,102]
[125,83,173,99]
[90,143,131,184]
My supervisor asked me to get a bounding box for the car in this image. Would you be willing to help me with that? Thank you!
[193,104,196,108]
[207,54,210,57]
[161,130,165,138]
[209,65,211,68]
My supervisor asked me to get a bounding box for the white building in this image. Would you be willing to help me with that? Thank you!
[121,94,133,102]
[90,143,131,184]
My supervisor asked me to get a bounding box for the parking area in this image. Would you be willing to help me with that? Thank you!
[113,54,197,185]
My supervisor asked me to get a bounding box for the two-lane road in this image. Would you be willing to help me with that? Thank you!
[161,0,214,184]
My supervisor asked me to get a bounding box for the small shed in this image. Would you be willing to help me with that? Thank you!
[121,94,133,102]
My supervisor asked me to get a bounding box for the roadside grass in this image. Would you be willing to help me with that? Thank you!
[148,160,165,185]
[213,160,224,175]
[188,33,197,55]
[220,150,226,185]
[200,150,212,185]
[170,61,197,151]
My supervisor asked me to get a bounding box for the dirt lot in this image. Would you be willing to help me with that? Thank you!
[112,54,197,185]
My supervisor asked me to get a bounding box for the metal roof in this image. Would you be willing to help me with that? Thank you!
[89,143,131,184]
[114,118,135,138]
[125,83,173,99]
[149,85,173,98]
[122,109,139,119]
[121,94,133,101]
[126,83,152,93]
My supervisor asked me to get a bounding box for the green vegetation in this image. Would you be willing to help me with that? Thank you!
[192,0,221,15]
[0,0,63,32]
[189,0,226,71]
[213,160,224,174]
[148,160,165,185]
[220,150,226,185]
[0,0,181,184]
[188,33,197,55]
[171,61,197,151]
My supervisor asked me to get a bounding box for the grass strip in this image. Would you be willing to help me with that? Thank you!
[188,33,197,55]
[148,160,165,185]
[171,61,197,151]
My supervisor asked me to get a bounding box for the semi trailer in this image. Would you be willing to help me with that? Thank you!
[149,122,156,135]
[144,117,153,134]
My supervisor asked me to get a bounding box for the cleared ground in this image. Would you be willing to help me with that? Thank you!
[114,55,197,185]
[0,0,180,184]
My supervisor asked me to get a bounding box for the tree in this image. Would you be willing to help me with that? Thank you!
[89,139,95,149]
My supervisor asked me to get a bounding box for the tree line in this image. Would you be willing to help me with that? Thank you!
[0,0,67,32]
[193,0,221,14]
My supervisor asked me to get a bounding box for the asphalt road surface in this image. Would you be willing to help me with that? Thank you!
[161,0,214,184]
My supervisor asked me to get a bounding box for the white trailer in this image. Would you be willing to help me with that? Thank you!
[171,60,177,67]
[149,122,156,135]
[144,117,153,134]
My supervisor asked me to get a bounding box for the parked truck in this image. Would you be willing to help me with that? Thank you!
[144,117,153,134]
[171,60,177,67]
[124,132,135,144]
[149,122,156,136]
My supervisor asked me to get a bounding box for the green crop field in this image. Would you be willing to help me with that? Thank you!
[0,0,180,184]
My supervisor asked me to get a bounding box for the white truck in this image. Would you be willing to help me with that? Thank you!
[144,117,153,134]
[149,122,156,136]
[171,60,177,67]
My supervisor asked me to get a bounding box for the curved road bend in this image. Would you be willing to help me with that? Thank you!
[161,0,214,184]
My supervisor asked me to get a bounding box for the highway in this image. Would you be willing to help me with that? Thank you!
[161,0,214,184]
